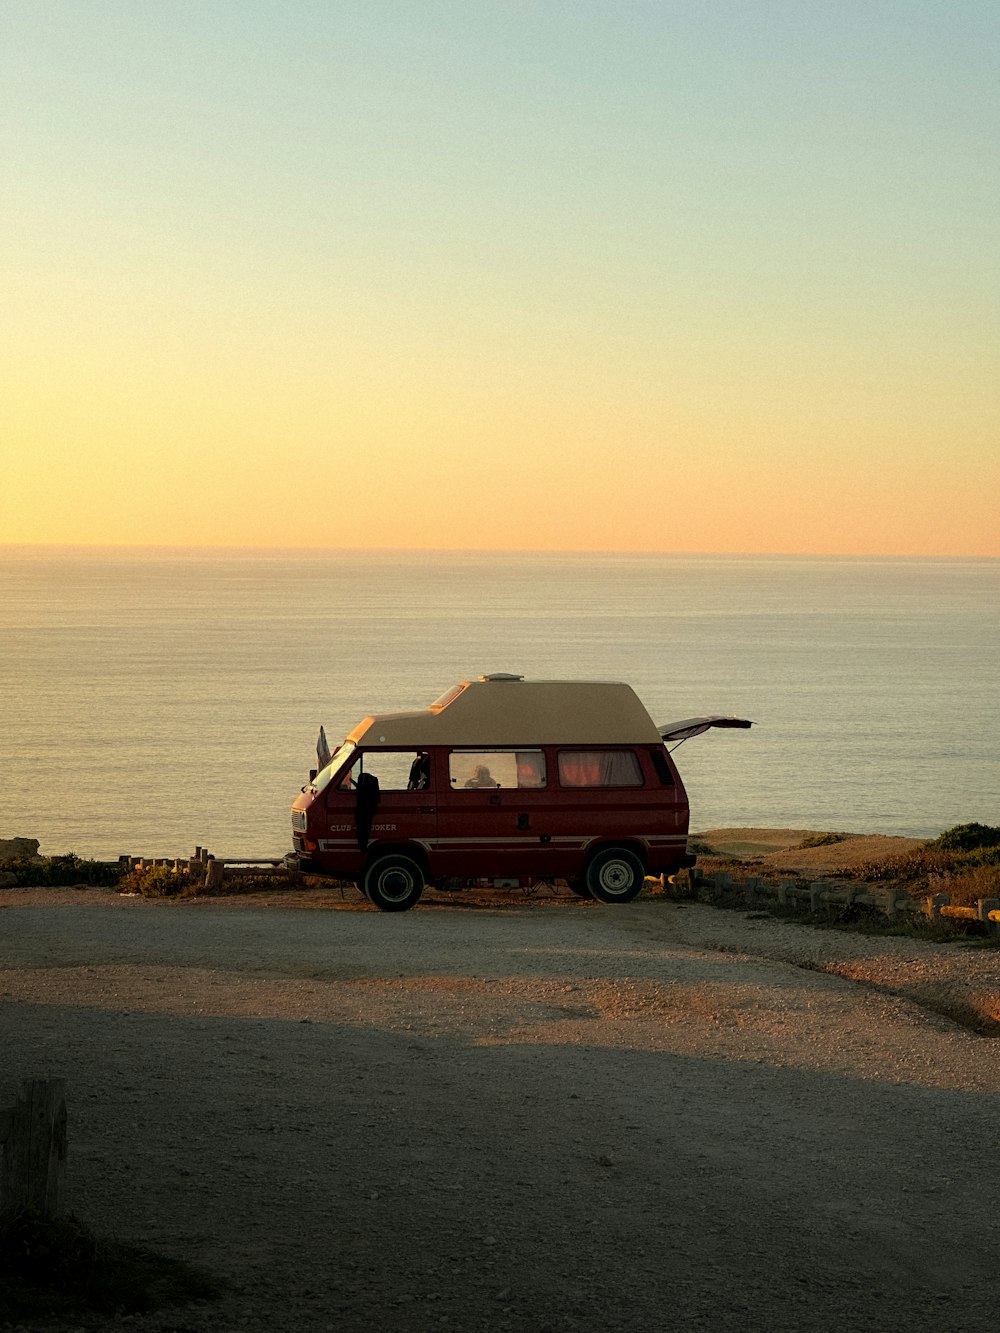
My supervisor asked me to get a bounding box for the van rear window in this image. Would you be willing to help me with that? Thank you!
[558,750,643,788]
[651,748,675,785]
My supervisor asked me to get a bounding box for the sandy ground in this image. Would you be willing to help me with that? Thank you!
[2,871,1000,1333]
[694,827,925,872]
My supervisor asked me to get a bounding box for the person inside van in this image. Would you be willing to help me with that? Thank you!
[407,752,431,791]
[465,763,496,788]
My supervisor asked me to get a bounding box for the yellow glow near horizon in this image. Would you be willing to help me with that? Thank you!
[2,4,998,556]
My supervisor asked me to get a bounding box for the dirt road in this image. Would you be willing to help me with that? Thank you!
[2,890,998,1332]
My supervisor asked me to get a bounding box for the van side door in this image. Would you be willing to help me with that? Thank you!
[321,749,438,864]
[433,748,556,879]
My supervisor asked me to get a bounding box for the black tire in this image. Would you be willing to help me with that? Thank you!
[363,853,425,912]
[566,879,591,899]
[584,847,645,904]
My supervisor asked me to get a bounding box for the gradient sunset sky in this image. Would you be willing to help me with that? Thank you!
[2,1,997,555]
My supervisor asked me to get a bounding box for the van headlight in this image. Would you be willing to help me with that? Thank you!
[291,810,307,831]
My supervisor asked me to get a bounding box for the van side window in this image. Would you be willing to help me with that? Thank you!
[557,750,643,788]
[449,750,547,790]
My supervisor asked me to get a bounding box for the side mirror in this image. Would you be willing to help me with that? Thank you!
[309,769,317,782]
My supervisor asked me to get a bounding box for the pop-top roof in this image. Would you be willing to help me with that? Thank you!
[345,677,664,748]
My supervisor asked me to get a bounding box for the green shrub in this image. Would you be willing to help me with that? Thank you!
[930,823,1000,853]
[962,844,1000,869]
[799,833,844,848]
[0,856,125,889]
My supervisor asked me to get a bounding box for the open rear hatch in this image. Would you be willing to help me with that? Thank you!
[658,716,753,745]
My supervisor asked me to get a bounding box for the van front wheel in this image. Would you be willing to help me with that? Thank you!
[585,847,644,904]
[363,854,425,912]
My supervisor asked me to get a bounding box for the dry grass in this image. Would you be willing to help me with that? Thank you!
[927,863,1000,907]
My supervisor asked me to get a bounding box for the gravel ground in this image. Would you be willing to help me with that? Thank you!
[2,886,999,1333]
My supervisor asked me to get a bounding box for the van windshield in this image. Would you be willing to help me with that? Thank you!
[312,741,356,794]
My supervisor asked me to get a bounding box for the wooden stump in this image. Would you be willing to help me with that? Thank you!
[0,1079,68,1220]
[978,898,1000,935]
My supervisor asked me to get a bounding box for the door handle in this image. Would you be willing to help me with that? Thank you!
[419,806,435,815]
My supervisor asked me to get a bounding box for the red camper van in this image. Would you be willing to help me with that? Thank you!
[289,675,751,911]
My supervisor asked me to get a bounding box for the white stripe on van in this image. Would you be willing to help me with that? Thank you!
[318,835,686,853]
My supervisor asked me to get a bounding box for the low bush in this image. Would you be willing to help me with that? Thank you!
[117,864,195,898]
[930,822,1000,853]
[799,833,845,848]
[0,856,124,889]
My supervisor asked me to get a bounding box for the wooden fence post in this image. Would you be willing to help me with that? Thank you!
[0,1079,68,1220]
[742,876,761,904]
[977,898,1000,936]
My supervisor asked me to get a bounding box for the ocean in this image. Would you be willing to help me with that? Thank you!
[1,547,998,859]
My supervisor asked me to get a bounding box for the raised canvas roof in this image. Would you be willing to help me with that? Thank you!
[345,677,663,748]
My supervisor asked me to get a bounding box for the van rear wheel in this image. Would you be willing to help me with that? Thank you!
[363,853,425,912]
[585,847,644,904]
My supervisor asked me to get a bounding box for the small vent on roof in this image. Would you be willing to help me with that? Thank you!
[478,673,524,682]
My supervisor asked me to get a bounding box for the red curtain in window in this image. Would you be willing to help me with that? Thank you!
[558,751,642,787]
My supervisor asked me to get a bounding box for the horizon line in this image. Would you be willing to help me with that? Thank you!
[2,541,998,562]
